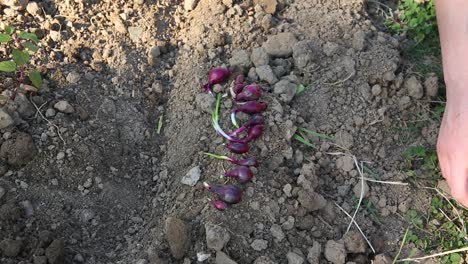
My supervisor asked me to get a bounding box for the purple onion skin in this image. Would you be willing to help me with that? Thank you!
[233,83,245,94]
[235,74,244,85]
[241,125,263,143]
[229,115,264,137]
[203,67,230,92]
[235,101,267,114]
[225,142,250,154]
[235,84,262,101]
[208,185,243,204]
[224,166,253,183]
[233,157,258,167]
[211,200,228,211]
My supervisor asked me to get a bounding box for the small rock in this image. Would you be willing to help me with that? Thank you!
[254,256,276,264]
[424,73,438,97]
[352,30,366,51]
[251,239,268,251]
[263,32,298,57]
[282,216,295,230]
[0,109,14,129]
[0,132,37,166]
[343,231,366,253]
[297,189,326,212]
[66,71,80,84]
[336,156,354,172]
[165,217,191,259]
[45,108,56,118]
[371,85,382,96]
[181,166,201,186]
[256,65,278,85]
[251,47,269,67]
[45,239,66,264]
[148,46,161,66]
[205,223,230,251]
[323,42,339,57]
[110,13,127,33]
[261,14,273,31]
[283,184,292,197]
[195,93,216,114]
[293,40,315,69]
[184,0,198,10]
[405,76,423,99]
[56,152,65,160]
[26,1,41,16]
[215,251,238,264]
[0,0,28,10]
[286,251,304,264]
[373,254,392,264]
[359,83,371,100]
[197,252,211,262]
[253,0,277,13]
[307,242,321,264]
[382,71,395,82]
[229,49,251,70]
[0,238,22,257]
[270,224,285,241]
[273,79,296,103]
[352,181,370,198]
[74,254,85,262]
[335,131,353,149]
[398,96,411,110]
[54,100,74,114]
[398,199,411,213]
[128,27,144,42]
[324,240,346,264]
[13,92,35,118]
[20,200,34,217]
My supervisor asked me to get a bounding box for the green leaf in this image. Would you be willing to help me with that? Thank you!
[29,70,42,88]
[296,84,306,95]
[0,34,11,43]
[293,134,316,149]
[4,26,15,35]
[12,49,30,66]
[23,42,39,52]
[19,31,38,43]
[0,60,16,72]
[450,253,461,263]
[299,127,334,141]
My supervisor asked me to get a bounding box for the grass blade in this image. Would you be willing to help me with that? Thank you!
[156,114,163,134]
[299,127,334,141]
[293,134,317,149]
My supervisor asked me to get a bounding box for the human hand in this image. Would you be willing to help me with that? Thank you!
[437,97,468,207]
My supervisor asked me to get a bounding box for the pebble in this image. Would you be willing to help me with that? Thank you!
[293,40,315,69]
[263,32,298,57]
[128,27,144,42]
[74,254,85,262]
[45,108,56,118]
[195,93,216,114]
[0,133,36,166]
[352,181,369,198]
[307,242,321,264]
[1,0,28,10]
[253,0,277,14]
[66,71,81,84]
[283,184,292,197]
[352,30,366,51]
[269,224,285,241]
[251,47,269,67]
[205,223,230,251]
[281,216,295,230]
[405,76,423,99]
[343,231,366,253]
[54,100,75,114]
[184,0,199,10]
[164,217,191,259]
[297,189,326,212]
[336,156,354,172]
[286,251,304,264]
[181,166,201,186]
[215,251,238,264]
[256,65,278,84]
[424,73,438,97]
[26,1,41,16]
[373,254,392,264]
[324,240,346,264]
[0,109,14,129]
[56,152,66,160]
[197,252,211,262]
[273,79,296,103]
[229,49,251,70]
[0,239,23,257]
[371,84,382,96]
[148,46,161,66]
[46,239,66,264]
[251,239,268,251]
